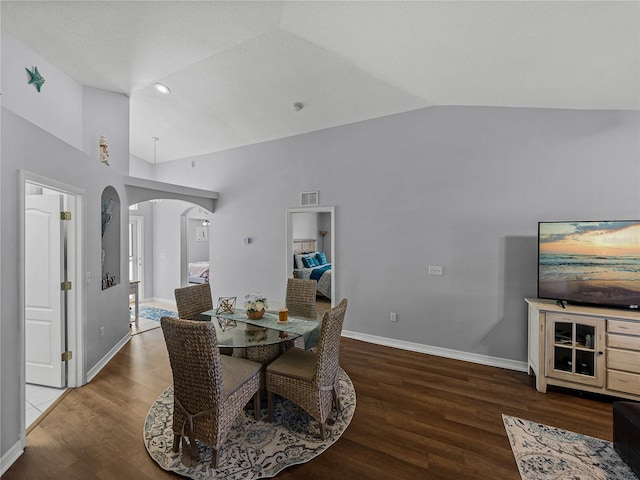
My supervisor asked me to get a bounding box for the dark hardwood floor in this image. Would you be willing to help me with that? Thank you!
[2,329,616,479]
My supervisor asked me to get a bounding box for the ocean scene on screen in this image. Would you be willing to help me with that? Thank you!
[538,221,640,306]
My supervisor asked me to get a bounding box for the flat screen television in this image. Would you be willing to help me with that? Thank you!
[538,221,640,309]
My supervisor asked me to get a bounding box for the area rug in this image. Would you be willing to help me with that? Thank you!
[144,368,356,479]
[138,305,178,322]
[502,414,637,480]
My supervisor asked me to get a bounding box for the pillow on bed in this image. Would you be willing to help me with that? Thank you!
[302,255,318,268]
[315,252,327,265]
[295,254,305,269]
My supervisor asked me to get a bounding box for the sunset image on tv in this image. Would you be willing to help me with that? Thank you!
[538,221,640,308]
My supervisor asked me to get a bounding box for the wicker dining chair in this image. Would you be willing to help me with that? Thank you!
[266,298,348,439]
[161,316,261,469]
[286,278,318,319]
[174,283,213,321]
[174,283,233,356]
[285,278,318,349]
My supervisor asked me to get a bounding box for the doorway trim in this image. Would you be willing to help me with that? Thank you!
[129,215,144,297]
[19,171,86,444]
[286,206,335,307]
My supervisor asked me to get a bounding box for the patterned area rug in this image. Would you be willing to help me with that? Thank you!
[138,305,178,322]
[144,369,355,479]
[503,415,638,480]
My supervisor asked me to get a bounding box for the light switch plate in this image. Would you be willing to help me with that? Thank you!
[428,265,443,275]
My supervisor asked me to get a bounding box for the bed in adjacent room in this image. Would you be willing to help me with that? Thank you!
[188,261,210,284]
[293,239,331,299]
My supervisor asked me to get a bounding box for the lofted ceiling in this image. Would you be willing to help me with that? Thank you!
[2,1,639,163]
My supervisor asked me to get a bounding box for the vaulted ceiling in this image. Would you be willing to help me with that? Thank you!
[2,1,638,163]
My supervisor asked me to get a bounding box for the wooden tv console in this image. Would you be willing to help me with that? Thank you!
[526,298,640,400]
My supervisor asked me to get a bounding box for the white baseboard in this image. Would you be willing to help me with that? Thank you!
[151,297,176,306]
[86,333,131,382]
[1,440,24,476]
[341,330,528,372]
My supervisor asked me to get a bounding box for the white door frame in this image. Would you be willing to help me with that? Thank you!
[128,215,144,297]
[19,171,85,444]
[286,206,335,307]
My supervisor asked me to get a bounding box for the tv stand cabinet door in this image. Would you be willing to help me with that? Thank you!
[545,313,604,388]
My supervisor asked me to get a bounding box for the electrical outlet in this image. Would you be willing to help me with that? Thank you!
[390,312,397,322]
[100,326,105,338]
[428,265,443,275]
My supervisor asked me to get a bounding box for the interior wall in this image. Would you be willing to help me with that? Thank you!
[292,212,318,244]
[129,154,153,178]
[1,108,130,462]
[318,212,331,261]
[82,86,130,177]
[1,32,83,150]
[151,199,195,302]
[155,106,640,366]
[187,218,209,262]
[1,34,131,462]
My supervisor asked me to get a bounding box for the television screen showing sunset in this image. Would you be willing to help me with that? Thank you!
[538,221,640,307]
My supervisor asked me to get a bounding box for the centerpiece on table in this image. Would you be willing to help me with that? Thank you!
[244,292,268,320]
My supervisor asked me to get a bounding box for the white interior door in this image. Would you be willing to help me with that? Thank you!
[25,194,65,387]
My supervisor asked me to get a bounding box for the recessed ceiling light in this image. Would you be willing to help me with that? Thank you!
[154,83,170,94]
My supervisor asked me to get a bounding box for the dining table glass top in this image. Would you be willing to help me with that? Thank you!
[201,307,321,350]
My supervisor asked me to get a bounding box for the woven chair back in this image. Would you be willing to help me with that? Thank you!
[285,278,317,319]
[314,299,347,387]
[174,283,213,320]
[161,317,224,413]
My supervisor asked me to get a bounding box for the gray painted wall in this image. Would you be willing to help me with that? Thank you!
[292,211,318,243]
[1,107,132,460]
[151,199,197,302]
[154,106,640,364]
[188,218,210,263]
[1,34,131,461]
[318,212,331,261]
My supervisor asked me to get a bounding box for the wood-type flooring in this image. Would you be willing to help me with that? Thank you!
[2,329,615,479]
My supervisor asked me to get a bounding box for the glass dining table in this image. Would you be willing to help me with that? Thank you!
[200,305,321,352]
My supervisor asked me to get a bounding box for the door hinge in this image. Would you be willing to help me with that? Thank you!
[61,281,72,291]
[61,351,73,362]
[60,211,72,220]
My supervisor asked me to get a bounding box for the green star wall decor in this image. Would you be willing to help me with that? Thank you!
[25,66,45,92]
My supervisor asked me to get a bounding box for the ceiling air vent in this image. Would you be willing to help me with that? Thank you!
[300,191,319,207]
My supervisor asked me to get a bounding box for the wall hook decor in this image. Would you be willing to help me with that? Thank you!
[25,66,45,92]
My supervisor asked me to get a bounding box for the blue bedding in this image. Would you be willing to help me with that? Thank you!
[310,264,331,281]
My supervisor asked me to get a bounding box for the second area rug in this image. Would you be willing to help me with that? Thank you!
[503,414,637,480]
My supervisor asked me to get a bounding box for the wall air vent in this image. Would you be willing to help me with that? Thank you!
[300,191,319,207]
